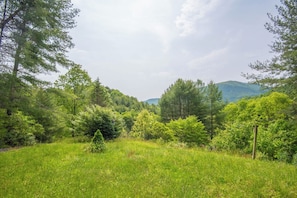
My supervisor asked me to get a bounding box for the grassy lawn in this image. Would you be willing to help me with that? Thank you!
[1,139,297,197]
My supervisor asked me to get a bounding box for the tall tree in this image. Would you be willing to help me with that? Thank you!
[0,0,79,115]
[90,78,111,107]
[0,0,23,50]
[244,0,297,99]
[54,64,92,116]
[159,79,206,122]
[204,81,225,139]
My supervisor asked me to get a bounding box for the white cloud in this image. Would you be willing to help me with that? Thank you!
[75,0,176,53]
[175,0,229,36]
[64,0,278,100]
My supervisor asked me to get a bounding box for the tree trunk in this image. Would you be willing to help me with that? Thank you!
[7,19,26,115]
[0,0,8,49]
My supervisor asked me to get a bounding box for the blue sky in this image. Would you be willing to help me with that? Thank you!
[58,0,279,101]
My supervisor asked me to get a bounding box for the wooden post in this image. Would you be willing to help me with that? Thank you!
[252,125,258,159]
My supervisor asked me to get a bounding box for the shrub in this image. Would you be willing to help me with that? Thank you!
[211,121,253,152]
[3,111,44,146]
[130,110,174,141]
[130,110,155,139]
[122,111,136,132]
[167,116,209,147]
[89,129,106,153]
[150,121,175,142]
[72,105,123,140]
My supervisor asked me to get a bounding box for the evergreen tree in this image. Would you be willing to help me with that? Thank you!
[89,129,106,153]
[244,0,297,99]
[205,81,225,139]
[159,79,206,122]
[0,0,79,115]
[90,78,111,107]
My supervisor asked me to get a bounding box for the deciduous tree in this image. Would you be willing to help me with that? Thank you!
[54,64,92,115]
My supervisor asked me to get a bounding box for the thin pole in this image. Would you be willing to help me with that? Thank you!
[252,125,258,159]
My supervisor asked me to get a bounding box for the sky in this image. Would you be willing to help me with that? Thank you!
[57,0,279,101]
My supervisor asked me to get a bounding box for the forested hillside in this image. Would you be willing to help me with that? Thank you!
[217,81,267,102]
[145,81,267,104]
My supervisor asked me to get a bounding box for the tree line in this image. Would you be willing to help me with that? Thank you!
[0,0,297,163]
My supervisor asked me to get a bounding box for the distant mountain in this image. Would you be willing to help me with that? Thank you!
[144,98,159,105]
[144,81,267,104]
[217,81,268,102]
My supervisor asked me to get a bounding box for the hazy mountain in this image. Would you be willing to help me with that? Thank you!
[144,81,267,104]
[144,98,159,105]
[217,81,268,102]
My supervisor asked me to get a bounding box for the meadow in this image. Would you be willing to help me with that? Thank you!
[1,139,297,197]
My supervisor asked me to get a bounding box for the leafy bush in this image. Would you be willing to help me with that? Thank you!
[214,92,297,163]
[122,111,136,132]
[211,121,253,152]
[151,121,175,142]
[258,120,297,162]
[130,110,156,139]
[72,105,123,140]
[167,116,209,146]
[3,111,44,146]
[130,110,174,141]
[88,129,106,153]
[0,109,7,147]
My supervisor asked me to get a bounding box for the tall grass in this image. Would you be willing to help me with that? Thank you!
[1,139,296,197]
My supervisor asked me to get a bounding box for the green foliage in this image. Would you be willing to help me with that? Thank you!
[72,105,123,140]
[167,116,209,146]
[159,79,206,122]
[0,0,79,70]
[130,110,174,141]
[217,81,268,102]
[151,121,175,142]
[130,109,157,139]
[204,80,225,139]
[3,111,44,146]
[90,78,111,107]
[258,120,297,162]
[25,88,69,142]
[244,0,297,98]
[107,88,158,114]
[121,110,137,132]
[0,109,7,147]
[0,0,79,116]
[54,64,92,116]
[213,92,297,162]
[211,122,253,152]
[88,129,106,153]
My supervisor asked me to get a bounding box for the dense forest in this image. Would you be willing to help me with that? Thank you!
[0,0,297,164]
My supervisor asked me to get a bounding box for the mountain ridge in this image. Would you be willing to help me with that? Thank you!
[144,81,267,104]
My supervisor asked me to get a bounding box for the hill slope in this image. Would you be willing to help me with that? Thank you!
[144,98,159,105]
[145,81,267,104]
[217,81,267,102]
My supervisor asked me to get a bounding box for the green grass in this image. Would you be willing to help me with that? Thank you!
[1,139,297,197]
